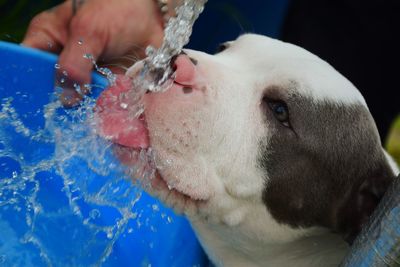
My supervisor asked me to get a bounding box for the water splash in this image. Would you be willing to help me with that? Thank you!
[114,0,208,137]
[0,0,208,265]
[83,53,117,86]
[0,95,147,266]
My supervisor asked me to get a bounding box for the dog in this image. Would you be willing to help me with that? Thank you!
[96,34,399,266]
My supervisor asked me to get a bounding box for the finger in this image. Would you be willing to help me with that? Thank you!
[57,16,106,107]
[59,87,84,108]
[22,14,64,53]
[22,2,73,53]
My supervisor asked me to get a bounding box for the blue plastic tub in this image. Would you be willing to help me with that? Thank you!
[0,41,207,266]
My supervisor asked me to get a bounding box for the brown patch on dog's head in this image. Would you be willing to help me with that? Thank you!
[258,92,396,243]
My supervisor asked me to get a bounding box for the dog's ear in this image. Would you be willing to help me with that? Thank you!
[336,168,394,244]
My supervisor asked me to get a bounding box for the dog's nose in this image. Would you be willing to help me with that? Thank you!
[170,51,197,69]
[171,53,197,86]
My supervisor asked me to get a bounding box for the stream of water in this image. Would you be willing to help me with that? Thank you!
[119,0,208,119]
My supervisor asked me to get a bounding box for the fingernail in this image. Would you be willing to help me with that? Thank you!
[59,88,83,108]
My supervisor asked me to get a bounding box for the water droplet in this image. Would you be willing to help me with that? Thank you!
[119,103,128,109]
[73,83,82,94]
[152,204,159,211]
[62,70,68,77]
[167,216,173,223]
[73,206,80,215]
[89,209,101,220]
[54,63,60,69]
[78,39,84,45]
[14,206,22,212]
[60,78,65,84]
[145,46,156,56]
[33,206,41,214]
[97,67,116,85]
[106,230,113,239]
[83,84,92,91]
[83,53,94,60]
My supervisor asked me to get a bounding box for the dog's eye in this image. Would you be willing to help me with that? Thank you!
[266,100,290,127]
[216,42,230,53]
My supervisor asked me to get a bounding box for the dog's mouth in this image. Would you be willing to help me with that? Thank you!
[95,75,150,149]
[94,75,204,203]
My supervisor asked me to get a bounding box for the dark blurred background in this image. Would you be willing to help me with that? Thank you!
[0,0,290,51]
[0,0,63,43]
[0,0,399,162]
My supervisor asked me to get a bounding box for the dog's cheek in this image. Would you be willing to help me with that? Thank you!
[155,150,221,200]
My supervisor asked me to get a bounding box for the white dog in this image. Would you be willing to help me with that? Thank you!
[96,34,399,267]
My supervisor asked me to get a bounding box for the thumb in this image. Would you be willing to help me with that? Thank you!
[22,1,73,53]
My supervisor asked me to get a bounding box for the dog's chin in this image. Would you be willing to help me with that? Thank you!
[150,170,206,214]
[112,144,207,214]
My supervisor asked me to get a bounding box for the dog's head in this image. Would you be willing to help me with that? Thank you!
[98,34,398,263]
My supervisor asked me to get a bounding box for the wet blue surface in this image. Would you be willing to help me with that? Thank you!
[0,41,208,267]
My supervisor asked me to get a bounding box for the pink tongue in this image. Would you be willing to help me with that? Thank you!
[95,75,149,149]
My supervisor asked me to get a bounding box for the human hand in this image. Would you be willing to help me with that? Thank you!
[22,0,165,107]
